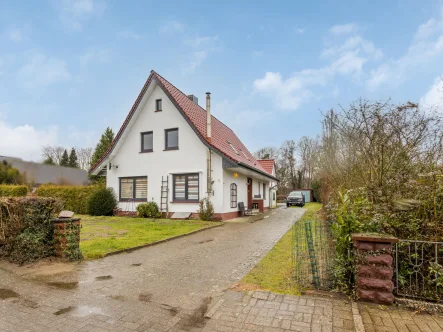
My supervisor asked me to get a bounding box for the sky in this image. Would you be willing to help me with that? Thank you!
[1,0,443,162]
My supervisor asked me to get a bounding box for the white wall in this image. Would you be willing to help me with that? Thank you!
[106,83,224,213]
[222,170,248,213]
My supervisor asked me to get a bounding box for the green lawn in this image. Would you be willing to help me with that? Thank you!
[79,215,219,259]
[239,203,322,295]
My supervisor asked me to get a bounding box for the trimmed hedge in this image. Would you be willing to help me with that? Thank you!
[36,185,99,214]
[0,185,28,197]
[0,197,63,264]
[87,187,117,216]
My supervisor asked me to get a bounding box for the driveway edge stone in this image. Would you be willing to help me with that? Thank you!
[104,223,224,257]
[352,301,366,332]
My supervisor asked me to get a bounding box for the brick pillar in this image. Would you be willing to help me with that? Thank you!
[351,233,398,304]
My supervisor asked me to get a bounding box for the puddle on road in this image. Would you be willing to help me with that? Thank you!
[131,263,142,266]
[95,275,112,281]
[198,238,214,244]
[161,304,180,316]
[54,305,103,317]
[176,297,211,330]
[0,288,19,299]
[138,293,152,302]
[47,281,78,289]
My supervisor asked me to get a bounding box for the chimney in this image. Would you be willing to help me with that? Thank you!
[206,92,211,142]
[187,94,198,105]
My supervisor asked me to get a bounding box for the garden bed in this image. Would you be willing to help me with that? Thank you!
[79,215,219,259]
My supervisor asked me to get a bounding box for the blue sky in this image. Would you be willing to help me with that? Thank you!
[1,0,443,161]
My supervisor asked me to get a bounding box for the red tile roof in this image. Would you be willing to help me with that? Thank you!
[90,70,276,180]
[257,159,275,175]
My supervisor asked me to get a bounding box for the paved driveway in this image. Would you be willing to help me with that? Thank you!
[0,207,305,332]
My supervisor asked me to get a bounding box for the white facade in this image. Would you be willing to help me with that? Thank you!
[99,80,276,219]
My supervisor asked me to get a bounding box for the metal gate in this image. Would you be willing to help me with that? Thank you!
[394,240,443,301]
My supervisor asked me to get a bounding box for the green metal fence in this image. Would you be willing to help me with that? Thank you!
[292,217,334,289]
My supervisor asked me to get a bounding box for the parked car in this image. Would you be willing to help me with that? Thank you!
[286,191,305,207]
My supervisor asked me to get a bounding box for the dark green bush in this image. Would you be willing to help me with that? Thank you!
[0,185,28,197]
[0,197,62,264]
[36,185,98,214]
[136,201,161,218]
[87,187,117,216]
[198,197,214,221]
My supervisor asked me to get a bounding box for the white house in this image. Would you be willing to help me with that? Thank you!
[89,70,278,220]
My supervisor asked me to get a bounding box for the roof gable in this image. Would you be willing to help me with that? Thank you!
[90,70,272,178]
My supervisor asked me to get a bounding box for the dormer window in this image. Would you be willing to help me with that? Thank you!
[228,142,239,155]
[241,150,250,160]
[155,99,162,112]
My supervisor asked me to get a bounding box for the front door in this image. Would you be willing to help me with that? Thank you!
[247,178,252,209]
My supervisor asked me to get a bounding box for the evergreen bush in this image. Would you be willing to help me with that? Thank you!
[136,201,161,218]
[198,197,214,221]
[87,187,117,216]
[0,185,28,197]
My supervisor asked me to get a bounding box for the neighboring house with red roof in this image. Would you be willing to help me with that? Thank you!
[89,70,278,220]
[257,159,278,209]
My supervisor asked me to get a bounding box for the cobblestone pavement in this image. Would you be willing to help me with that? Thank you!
[203,290,356,332]
[0,207,305,331]
[359,302,443,332]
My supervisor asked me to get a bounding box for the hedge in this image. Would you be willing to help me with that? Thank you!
[0,197,63,264]
[0,185,29,197]
[36,185,99,214]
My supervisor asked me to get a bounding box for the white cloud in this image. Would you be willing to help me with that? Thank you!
[367,7,443,91]
[117,30,143,40]
[294,27,305,35]
[79,49,110,65]
[254,28,382,111]
[420,76,443,109]
[329,23,358,36]
[183,35,221,73]
[19,53,70,88]
[5,28,24,42]
[0,116,59,161]
[57,0,106,31]
[160,20,184,34]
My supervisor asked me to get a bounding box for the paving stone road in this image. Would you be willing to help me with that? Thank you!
[0,207,305,332]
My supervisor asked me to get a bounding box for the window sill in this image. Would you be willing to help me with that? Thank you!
[164,147,179,151]
[155,110,162,112]
[170,200,199,204]
[119,199,147,202]
[140,150,153,153]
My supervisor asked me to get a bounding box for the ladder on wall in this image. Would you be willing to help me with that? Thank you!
[160,176,169,214]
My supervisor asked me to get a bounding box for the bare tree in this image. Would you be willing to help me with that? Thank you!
[42,146,66,165]
[77,147,94,171]
[253,147,279,160]
[298,136,320,188]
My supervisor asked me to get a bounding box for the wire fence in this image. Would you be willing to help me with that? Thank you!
[292,216,334,290]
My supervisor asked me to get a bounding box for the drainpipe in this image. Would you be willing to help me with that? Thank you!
[206,92,213,197]
[206,92,212,143]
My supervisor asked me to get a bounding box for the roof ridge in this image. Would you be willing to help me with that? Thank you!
[152,70,234,133]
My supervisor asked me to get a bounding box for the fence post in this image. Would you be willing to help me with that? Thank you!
[351,233,398,304]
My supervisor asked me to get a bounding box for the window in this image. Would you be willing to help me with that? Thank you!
[141,131,153,152]
[230,183,237,208]
[263,183,266,199]
[165,128,179,150]
[155,99,162,112]
[228,142,239,155]
[119,177,147,201]
[173,174,199,202]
